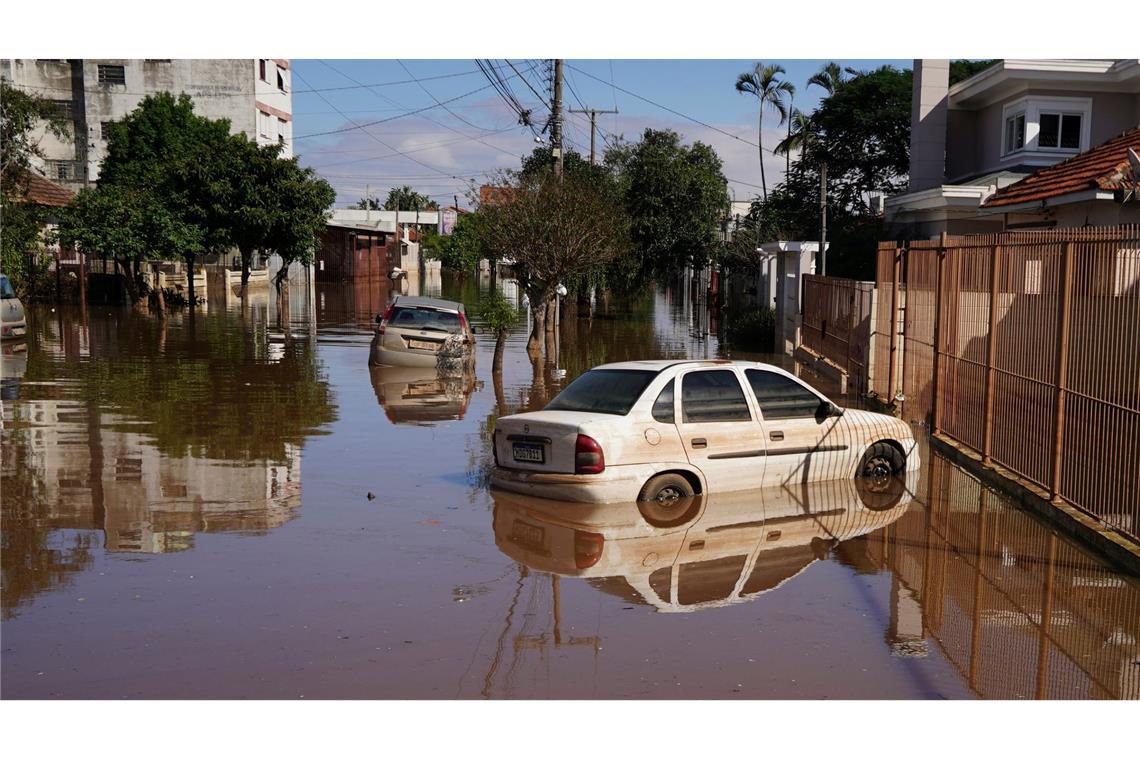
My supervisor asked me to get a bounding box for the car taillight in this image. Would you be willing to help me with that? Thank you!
[458,311,469,333]
[377,302,395,335]
[574,530,604,569]
[574,434,605,474]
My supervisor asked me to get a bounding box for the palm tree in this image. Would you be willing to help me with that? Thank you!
[807,61,848,96]
[734,63,794,201]
[774,108,814,160]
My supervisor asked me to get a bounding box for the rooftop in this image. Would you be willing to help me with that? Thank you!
[6,171,74,207]
[981,127,1140,209]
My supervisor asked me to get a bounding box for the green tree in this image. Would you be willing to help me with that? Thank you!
[615,129,728,284]
[806,61,848,96]
[353,196,382,210]
[477,288,519,376]
[949,59,999,86]
[734,63,795,201]
[0,81,71,296]
[98,93,233,304]
[383,185,438,211]
[422,211,488,272]
[58,184,204,312]
[264,160,335,301]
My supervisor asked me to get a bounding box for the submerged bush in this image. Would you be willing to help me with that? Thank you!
[725,305,776,352]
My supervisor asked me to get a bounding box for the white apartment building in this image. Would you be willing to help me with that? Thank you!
[1,58,293,192]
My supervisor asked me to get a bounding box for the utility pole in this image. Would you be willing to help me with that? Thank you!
[552,59,564,179]
[819,162,828,276]
[567,106,620,164]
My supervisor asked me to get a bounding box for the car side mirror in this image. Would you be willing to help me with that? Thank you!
[816,400,843,421]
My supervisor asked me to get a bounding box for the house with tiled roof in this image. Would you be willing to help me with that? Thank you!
[886,59,1140,236]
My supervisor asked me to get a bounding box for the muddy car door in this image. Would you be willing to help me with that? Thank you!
[675,367,767,492]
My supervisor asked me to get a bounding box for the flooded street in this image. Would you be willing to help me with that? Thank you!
[2,278,1138,700]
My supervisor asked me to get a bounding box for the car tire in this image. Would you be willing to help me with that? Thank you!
[855,442,906,511]
[637,474,700,528]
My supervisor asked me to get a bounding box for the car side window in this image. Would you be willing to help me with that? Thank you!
[745,369,823,420]
[681,370,752,423]
[652,381,675,423]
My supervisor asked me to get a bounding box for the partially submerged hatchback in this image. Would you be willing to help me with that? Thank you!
[490,360,919,505]
[1,274,27,341]
[369,295,474,368]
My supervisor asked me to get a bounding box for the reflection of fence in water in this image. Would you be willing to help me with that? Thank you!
[874,226,1140,543]
[864,454,1140,699]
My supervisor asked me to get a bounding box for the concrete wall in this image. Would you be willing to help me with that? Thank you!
[909,59,950,192]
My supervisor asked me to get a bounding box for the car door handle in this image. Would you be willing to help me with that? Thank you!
[769,431,785,441]
[691,438,707,449]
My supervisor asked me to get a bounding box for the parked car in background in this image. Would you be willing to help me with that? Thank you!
[492,471,916,613]
[490,359,919,507]
[368,295,474,368]
[1,274,28,341]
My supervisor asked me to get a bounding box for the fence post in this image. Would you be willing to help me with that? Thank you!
[1050,241,1074,503]
[887,247,902,398]
[982,244,1001,464]
[931,232,948,434]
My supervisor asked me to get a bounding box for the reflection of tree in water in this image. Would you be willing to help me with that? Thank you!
[1,438,95,621]
[22,309,338,463]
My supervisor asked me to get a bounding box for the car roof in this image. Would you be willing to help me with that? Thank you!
[592,359,785,373]
[393,295,465,312]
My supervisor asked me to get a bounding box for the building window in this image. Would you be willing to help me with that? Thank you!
[46,160,72,181]
[51,99,74,121]
[1038,112,1082,150]
[97,64,126,86]
[259,59,267,82]
[277,68,286,93]
[258,110,272,138]
[1004,113,1025,155]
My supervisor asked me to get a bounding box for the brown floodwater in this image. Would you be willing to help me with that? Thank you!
[2,276,1138,699]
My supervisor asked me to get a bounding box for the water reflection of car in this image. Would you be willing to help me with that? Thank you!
[491,359,919,505]
[369,295,474,368]
[492,470,916,613]
[1,274,28,340]
[1,340,28,402]
[370,364,476,424]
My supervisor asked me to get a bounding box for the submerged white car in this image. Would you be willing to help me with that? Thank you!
[490,359,919,505]
[1,274,27,341]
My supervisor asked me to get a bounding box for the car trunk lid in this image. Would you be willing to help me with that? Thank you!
[494,411,605,474]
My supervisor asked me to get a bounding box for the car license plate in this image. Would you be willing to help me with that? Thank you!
[407,338,439,351]
[511,520,544,550]
[512,442,545,464]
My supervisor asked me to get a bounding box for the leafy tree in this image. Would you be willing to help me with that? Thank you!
[482,171,630,354]
[353,196,382,210]
[58,184,204,311]
[422,212,487,272]
[477,289,519,375]
[949,59,999,86]
[383,185,438,211]
[264,160,335,300]
[98,93,232,304]
[734,63,795,201]
[615,129,728,285]
[807,62,848,96]
[1,81,71,296]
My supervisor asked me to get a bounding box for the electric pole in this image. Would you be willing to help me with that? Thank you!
[568,106,619,165]
[552,59,564,179]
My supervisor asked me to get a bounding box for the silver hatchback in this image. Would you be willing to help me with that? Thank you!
[369,295,474,368]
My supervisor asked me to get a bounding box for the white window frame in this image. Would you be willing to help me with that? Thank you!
[1000,96,1092,158]
[257,110,272,138]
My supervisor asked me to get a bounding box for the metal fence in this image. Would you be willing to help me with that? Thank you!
[800,274,876,396]
[875,226,1140,545]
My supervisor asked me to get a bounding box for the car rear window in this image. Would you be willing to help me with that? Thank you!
[388,306,460,333]
[0,276,15,300]
[545,369,657,416]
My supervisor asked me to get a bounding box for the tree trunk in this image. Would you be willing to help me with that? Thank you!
[274,263,290,328]
[545,298,557,336]
[493,363,507,415]
[527,295,547,355]
[185,253,196,306]
[492,330,507,375]
[151,263,167,319]
[239,246,252,300]
[577,287,593,319]
[118,258,147,314]
[758,104,768,202]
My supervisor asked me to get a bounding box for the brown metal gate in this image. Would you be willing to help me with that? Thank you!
[876,226,1140,545]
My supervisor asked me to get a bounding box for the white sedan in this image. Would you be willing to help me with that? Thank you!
[490,359,919,505]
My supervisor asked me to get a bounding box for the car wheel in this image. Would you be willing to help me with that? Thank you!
[637,474,700,528]
[855,442,906,511]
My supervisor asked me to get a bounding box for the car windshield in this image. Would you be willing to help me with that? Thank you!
[389,306,460,333]
[0,276,15,300]
[545,369,658,416]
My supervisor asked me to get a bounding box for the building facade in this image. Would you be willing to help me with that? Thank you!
[0,58,293,192]
[887,59,1140,237]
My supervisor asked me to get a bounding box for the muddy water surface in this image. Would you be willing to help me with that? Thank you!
[2,279,1138,699]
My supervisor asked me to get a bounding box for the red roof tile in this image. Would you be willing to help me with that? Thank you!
[6,171,75,207]
[981,127,1140,209]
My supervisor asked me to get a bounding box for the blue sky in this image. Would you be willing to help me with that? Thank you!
[291,59,907,207]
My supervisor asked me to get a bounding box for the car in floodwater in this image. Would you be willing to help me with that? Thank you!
[369,295,474,368]
[492,471,916,613]
[490,359,919,507]
[1,274,28,341]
